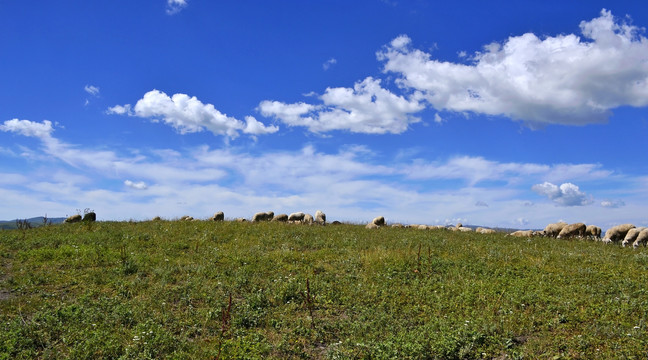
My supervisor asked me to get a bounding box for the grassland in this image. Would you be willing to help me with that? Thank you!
[1,220,648,359]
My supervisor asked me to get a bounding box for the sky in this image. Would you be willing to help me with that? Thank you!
[1,1,648,230]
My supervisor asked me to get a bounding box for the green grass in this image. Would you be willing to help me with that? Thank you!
[1,220,648,359]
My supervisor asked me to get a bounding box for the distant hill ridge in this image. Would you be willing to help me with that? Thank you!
[0,216,67,230]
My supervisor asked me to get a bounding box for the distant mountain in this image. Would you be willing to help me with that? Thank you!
[0,216,67,230]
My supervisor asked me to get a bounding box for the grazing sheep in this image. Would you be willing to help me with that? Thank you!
[391,223,404,228]
[632,229,648,248]
[210,212,224,221]
[82,212,96,222]
[585,225,601,239]
[602,224,636,244]
[303,214,314,225]
[234,218,247,222]
[64,214,82,223]
[479,228,496,234]
[372,216,385,226]
[253,211,274,222]
[557,223,586,239]
[288,212,305,222]
[621,227,647,247]
[315,210,326,225]
[180,215,193,221]
[458,227,473,232]
[417,225,429,230]
[271,214,288,222]
[365,223,379,229]
[543,222,568,238]
[152,216,162,221]
[510,230,534,237]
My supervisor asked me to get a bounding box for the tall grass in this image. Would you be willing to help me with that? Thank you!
[1,220,647,359]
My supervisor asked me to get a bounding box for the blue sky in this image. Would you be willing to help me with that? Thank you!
[2,1,648,229]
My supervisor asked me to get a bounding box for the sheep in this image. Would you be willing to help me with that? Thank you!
[457,227,473,232]
[234,218,247,222]
[180,215,193,221]
[510,230,534,237]
[315,210,326,225]
[82,212,96,222]
[288,212,305,222]
[479,228,496,234]
[271,214,288,222]
[557,223,586,239]
[602,224,636,244]
[64,214,82,223]
[152,216,162,221]
[253,211,274,222]
[211,212,224,221]
[365,223,379,229]
[303,214,314,225]
[585,225,601,239]
[417,224,429,230]
[543,221,568,238]
[391,223,404,228]
[632,229,648,248]
[621,227,646,247]
[372,216,385,226]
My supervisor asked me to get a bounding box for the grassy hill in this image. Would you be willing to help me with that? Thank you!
[1,220,647,359]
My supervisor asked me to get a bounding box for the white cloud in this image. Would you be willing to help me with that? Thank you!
[107,104,132,115]
[124,180,148,190]
[1,119,53,139]
[323,58,337,70]
[84,85,100,96]
[532,182,593,206]
[378,10,648,126]
[259,77,424,134]
[601,199,625,208]
[110,90,277,138]
[166,0,187,15]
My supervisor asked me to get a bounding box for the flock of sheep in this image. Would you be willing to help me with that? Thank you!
[65,211,648,249]
[507,222,648,248]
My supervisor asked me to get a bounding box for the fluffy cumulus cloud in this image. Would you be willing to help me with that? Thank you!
[532,182,593,206]
[109,90,278,138]
[378,9,648,125]
[1,119,54,139]
[166,0,187,15]
[259,77,424,134]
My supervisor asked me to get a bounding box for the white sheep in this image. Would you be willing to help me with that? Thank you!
[585,225,601,239]
[271,214,288,222]
[288,212,305,222]
[602,224,636,244]
[372,216,385,226]
[621,227,646,247]
[509,230,534,237]
[315,210,326,225]
[632,229,648,248]
[543,221,567,238]
[557,223,586,239]
[211,212,224,221]
[303,214,314,225]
